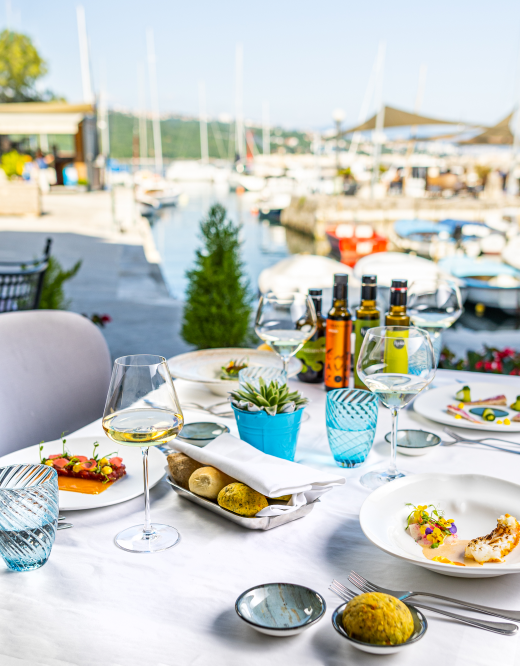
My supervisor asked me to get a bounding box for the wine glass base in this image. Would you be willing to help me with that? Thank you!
[114,524,180,553]
[360,469,407,491]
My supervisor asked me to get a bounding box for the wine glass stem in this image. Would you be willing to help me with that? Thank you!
[282,357,289,377]
[142,446,153,537]
[388,407,399,478]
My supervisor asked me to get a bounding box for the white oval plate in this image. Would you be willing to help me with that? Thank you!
[413,382,520,432]
[168,348,302,396]
[360,473,520,578]
[0,437,166,511]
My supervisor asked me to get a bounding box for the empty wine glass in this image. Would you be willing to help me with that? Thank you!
[102,354,183,553]
[255,292,317,376]
[408,278,463,364]
[356,326,436,490]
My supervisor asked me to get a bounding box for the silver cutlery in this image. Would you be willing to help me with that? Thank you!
[443,428,520,454]
[144,397,234,418]
[348,571,520,623]
[57,523,73,530]
[330,579,517,636]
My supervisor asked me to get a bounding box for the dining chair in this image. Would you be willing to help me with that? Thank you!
[0,310,112,455]
[0,238,52,312]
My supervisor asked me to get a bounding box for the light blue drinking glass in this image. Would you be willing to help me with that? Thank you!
[326,389,379,468]
[238,366,287,390]
[0,464,59,571]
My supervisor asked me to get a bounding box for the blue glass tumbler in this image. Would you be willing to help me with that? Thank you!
[326,389,379,468]
[0,464,58,571]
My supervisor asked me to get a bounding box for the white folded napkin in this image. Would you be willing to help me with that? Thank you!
[172,433,345,517]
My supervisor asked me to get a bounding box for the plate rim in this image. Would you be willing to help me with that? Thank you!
[413,382,520,432]
[0,436,166,511]
[359,472,520,575]
[168,347,302,384]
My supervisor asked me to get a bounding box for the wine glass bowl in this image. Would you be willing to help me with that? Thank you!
[356,327,436,490]
[102,354,183,553]
[255,292,317,375]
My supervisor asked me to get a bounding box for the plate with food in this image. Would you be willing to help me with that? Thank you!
[168,348,302,396]
[0,435,167,510]
[359,473,520,577]
[413,382,520,432]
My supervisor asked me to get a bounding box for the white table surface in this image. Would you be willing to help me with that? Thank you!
[2,369,520,666]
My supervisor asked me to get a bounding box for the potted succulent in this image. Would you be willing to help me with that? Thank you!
[229,379,309,461]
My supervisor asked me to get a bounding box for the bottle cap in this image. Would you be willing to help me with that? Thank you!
[334,273,349,285]
[308,288,322,297]
[362,275,377,285]
[391,279,408,290]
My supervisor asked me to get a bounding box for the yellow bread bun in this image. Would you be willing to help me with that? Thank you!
[342,592,414,645]
[189,466,236,500]
[217,482,268,517]
[167,452,204,490]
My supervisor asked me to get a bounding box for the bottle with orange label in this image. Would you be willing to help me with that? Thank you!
[325,274,352,392]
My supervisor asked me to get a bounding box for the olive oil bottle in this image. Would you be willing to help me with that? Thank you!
[384,279,410,374]
[325,274,352,392]
[296,289,326,383]
[354,275,380,389]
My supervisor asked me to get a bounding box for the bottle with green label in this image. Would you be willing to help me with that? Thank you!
[384,279,410,374]
[296,288,326,383]
[354,275,380,389]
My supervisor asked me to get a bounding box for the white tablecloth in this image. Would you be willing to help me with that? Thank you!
[2,369,520,666]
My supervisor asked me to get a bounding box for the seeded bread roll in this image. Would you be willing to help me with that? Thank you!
[189,466,236,500]
[217,482,269,517]
[167,452,204,490]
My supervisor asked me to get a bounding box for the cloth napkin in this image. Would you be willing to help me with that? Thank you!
[171,433,345,517]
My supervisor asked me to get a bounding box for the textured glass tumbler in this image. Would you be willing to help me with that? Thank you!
[326,389,379,468]
[0,464,58,571]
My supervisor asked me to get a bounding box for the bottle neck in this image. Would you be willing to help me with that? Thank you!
[311,297,322,316]
[361,285,377,301]
[388,304,407,314]
[390,289,407,308]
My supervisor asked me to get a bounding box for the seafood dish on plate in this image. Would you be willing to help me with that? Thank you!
[447,386,519,426]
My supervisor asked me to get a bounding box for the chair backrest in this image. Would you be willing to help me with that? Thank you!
[0,310,112,456]
[0,238,52,312]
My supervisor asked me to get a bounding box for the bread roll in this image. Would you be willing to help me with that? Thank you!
[189,466,236,500]
[167,452,203,490]
[217,482,268,517]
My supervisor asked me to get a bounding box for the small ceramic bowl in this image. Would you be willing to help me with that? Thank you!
[176,422,230,448]
[331,601,427,655]
[384,429,441,456]
[235,583,326,636]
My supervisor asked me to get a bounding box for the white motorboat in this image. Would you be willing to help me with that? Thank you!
[134,172,181,209]
[438,256,520,312]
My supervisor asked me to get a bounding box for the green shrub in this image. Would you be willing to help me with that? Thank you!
[39,256,82,309]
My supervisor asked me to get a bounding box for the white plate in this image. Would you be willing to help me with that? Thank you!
[413,382,520,432]
[168,348,302,396]
[360,473,520,578]
[0,437,166,511]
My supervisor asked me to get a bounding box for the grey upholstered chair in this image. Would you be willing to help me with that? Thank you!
[0,310,112,456]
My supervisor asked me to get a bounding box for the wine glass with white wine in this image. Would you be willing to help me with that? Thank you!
[102,354,183,553]
[356,327,436,491]
[255,292,317,376]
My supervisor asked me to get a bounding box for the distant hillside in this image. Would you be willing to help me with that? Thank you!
[107,112,312,160]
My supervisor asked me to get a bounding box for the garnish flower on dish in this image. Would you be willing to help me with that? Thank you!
[405,503,458,549]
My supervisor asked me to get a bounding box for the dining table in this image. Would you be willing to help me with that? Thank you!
[1,367,520,666]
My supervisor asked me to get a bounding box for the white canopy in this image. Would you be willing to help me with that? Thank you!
[0,102,94,135]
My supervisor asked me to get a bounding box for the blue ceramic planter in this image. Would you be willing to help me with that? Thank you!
[232,405,304,461]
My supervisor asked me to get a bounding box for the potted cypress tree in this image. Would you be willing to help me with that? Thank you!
[181,204,253,348]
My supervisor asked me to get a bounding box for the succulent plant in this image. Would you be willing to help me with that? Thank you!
[229,378,309,416]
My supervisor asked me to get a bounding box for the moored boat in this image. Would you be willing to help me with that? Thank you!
[326,223,388,267]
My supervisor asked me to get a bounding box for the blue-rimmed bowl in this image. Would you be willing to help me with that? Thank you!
[331,601,427,655]
[235,583,326,636]
[384,429,441,456]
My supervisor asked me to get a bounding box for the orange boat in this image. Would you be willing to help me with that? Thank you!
[326,223,388,267]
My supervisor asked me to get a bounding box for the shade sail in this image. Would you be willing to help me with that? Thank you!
[458,112,514,145]
[341,105,469,135]
[0,102,94,135]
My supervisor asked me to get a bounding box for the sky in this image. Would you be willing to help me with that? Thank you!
[6,0,520,131]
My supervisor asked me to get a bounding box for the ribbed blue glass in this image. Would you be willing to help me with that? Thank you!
[0,464,58,571]
[326,389,379,468]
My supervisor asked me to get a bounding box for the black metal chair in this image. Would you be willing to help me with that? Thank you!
[0,238,52,312]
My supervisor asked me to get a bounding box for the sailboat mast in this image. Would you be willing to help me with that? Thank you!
[235,43,245,162]
[370,41,386,199]
[262,101,270,155]
[138,64,148,166]
[199,81,209,163]
[146,28,163,174]
[76,5,94,104]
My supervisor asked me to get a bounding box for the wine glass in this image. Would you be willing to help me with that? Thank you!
[408,278,463,364]
[102,354,184,553]
[255,292,317,376]
[356,326,436,490]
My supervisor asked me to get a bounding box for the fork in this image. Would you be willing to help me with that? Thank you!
[443,428,520,454]
[330,580,517,635]
[348,571,520,623]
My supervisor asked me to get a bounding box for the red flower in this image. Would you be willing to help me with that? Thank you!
[101,314,112,323]
[497,348,516,360]
[475,360,484,370]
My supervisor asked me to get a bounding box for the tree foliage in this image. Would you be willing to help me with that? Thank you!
[0,30,59,102]
[182,204,253,349]
[39,256,82,310]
